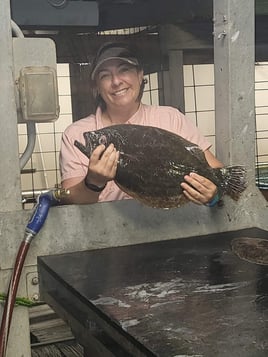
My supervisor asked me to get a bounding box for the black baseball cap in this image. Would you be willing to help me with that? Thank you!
[90,42,140,80]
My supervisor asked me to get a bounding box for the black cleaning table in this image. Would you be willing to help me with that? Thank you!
[38,228,268,357]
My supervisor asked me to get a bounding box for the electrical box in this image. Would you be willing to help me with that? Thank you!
[19,66,59,122]
[13,37,60,123]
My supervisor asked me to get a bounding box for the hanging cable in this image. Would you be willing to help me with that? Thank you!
[11,19,37,171]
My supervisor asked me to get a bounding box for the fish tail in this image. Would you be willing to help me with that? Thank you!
[219,165,247,200]
[74,140,90,158]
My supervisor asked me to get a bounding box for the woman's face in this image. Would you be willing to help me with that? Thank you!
[95,59,144,110]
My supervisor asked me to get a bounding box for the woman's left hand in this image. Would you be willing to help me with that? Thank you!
[181,172,218,205]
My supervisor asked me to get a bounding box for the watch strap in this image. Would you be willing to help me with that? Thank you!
[84,179,107,192]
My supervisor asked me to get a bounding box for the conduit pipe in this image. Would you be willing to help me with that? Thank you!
[11,19,37,171]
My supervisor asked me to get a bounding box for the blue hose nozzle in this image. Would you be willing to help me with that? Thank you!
[25,189,69,237]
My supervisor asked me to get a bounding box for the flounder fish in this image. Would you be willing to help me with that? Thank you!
[231,237,268,265]
[74,124,247,208]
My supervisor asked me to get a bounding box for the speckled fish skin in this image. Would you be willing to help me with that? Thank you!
[231,237,268,265]
[74,124,247,208]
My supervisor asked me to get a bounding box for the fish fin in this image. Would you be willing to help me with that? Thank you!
[74,140,90,158]
[185,145,208,164]
[219,166,247,200]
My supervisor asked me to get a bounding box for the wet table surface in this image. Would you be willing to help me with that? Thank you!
[38,228,268,356]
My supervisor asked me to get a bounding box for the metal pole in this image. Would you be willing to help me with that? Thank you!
[213,0,256,186]
[0,1,31,356]
[0,0,22,211]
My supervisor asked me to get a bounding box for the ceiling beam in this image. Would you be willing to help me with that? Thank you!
[10,0,268,32]
[30,33,166,71]
[11,0,99,28]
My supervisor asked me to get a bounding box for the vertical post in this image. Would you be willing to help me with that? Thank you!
[69,63,95,122]
[213,0,255,186]
[159,50,185,113]
[0,1,31,356]
[0,0,22,211]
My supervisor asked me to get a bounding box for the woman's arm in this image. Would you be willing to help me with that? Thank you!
[61,176,101,204]
[61,144,119,205]
[204,149,224,169]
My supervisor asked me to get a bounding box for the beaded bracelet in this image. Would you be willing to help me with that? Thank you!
[205,192,220,207]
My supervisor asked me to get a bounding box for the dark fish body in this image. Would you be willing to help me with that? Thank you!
[231,237,268,265]
[74,124,247,208]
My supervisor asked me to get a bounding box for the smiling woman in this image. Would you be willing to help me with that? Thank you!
[95,59,144,124]
[59,41,223,206]
[90,42,145,116]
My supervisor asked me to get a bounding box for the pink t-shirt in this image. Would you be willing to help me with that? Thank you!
[60,104,211,202]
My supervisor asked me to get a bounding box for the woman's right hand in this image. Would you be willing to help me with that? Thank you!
[85,143,119,187]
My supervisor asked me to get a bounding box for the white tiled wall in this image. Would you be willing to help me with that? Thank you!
[183,64,216,153]
[254,62,268,162]
[143,72,159,105]
[184,63,268,161]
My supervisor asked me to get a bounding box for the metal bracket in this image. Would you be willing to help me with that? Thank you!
[26,271,41,302]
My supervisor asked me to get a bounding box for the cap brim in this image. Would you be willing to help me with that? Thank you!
[91,57,139,80]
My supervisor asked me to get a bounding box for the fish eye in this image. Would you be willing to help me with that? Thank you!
[99,135,107,146]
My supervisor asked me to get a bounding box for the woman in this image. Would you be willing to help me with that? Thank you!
[60,42,223,205]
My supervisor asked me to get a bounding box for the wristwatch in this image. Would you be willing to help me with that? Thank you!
[84,179,107,192]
